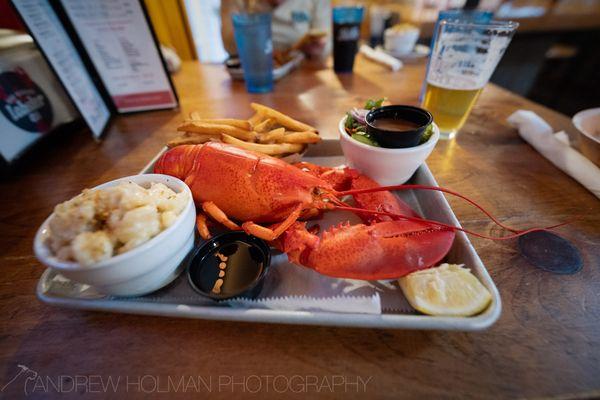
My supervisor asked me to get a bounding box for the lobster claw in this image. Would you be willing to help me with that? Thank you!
[293,162,418,223]
[271,222,319,264]
[273,220,455,280]
[346,174,419,223]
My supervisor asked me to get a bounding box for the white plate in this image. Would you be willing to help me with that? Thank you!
[36,151,501,330]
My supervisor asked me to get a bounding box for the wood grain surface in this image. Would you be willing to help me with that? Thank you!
[1,58,599,399]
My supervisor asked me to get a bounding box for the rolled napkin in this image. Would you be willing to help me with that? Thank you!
[507,110,600,199]
[359,44,403,72]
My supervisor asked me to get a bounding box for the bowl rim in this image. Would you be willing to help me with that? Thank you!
[384,25,420,35]
[572,107,600,144]
[33,173,194,272]
[339,115,439,153]
[366,105,433,131]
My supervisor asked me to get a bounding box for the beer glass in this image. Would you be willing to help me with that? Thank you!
[419,9,493,102]
[422,20,518,139]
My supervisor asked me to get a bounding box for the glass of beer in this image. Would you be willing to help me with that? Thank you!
[422,20,518,139]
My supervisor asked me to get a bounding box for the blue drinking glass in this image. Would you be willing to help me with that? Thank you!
[232,13,273,93]
[419,9,494,101]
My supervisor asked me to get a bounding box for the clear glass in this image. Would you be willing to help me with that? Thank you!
[421,20,518,139]
[231,13,273,93]
[419,10,493,103]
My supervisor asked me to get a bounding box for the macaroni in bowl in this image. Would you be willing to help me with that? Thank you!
[46,182,188,266]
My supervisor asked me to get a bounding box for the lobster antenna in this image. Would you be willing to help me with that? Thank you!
[332,205,573,241]
[339,184,521,233]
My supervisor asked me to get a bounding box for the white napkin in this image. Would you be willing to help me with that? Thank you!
[359,44,403,71]
[508,110,600,199]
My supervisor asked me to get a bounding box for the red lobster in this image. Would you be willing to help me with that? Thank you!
[154,142,561,280]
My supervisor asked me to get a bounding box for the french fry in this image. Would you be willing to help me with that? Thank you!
[171,104,317,158]
[258,127,285,143]
[248,112,264,128]
[167,133,218,147]
[221,134,303,155]
[184,118,251,130]
[178,121,255,142]
[278,131,321,144]
[250,103,317,132]
[253,118,275,133]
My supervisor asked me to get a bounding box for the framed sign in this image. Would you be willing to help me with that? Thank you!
[59,0,178,113]
[11,0,111,138]
[6,0,178,165]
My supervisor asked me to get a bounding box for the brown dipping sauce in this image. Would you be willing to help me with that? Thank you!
[371,118,420,132]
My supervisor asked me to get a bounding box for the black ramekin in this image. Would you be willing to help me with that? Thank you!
[366,105,433,148]
[187,231,271,300]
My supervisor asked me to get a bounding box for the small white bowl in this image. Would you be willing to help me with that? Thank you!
[339,116,439,185]
[384,26,420,56]
[33,174,196,297]
[572,107,600,167]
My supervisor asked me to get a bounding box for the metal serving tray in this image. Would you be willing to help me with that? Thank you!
[37,146,501,330]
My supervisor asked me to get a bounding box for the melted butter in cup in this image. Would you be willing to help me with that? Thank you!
[187,232,271,300]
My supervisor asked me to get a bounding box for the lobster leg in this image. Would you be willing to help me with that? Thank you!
[202,201,240,230]
[242,205,304,241]
[195,213,212,239]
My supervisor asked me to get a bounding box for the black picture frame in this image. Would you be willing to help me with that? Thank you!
[9,0,113,139]
[56,0,179,114]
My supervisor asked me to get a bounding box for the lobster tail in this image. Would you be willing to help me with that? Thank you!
[154,145,202,181]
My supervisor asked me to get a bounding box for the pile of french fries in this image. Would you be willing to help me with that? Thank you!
[168,103,320,157]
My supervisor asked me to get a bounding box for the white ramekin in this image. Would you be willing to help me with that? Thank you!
[572,107,600,167]
[33,174,196,296]
[384,27,420,56]
[339,116,439,185]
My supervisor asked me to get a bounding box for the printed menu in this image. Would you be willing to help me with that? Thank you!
[12,0,111,138]
[59,0,177,112]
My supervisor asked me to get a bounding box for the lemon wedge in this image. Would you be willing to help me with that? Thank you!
[398,263,492,317]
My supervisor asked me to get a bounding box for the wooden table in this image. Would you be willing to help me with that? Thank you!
[1,58,599,399]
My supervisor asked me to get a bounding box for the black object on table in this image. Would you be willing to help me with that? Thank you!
[518,231,583,274]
